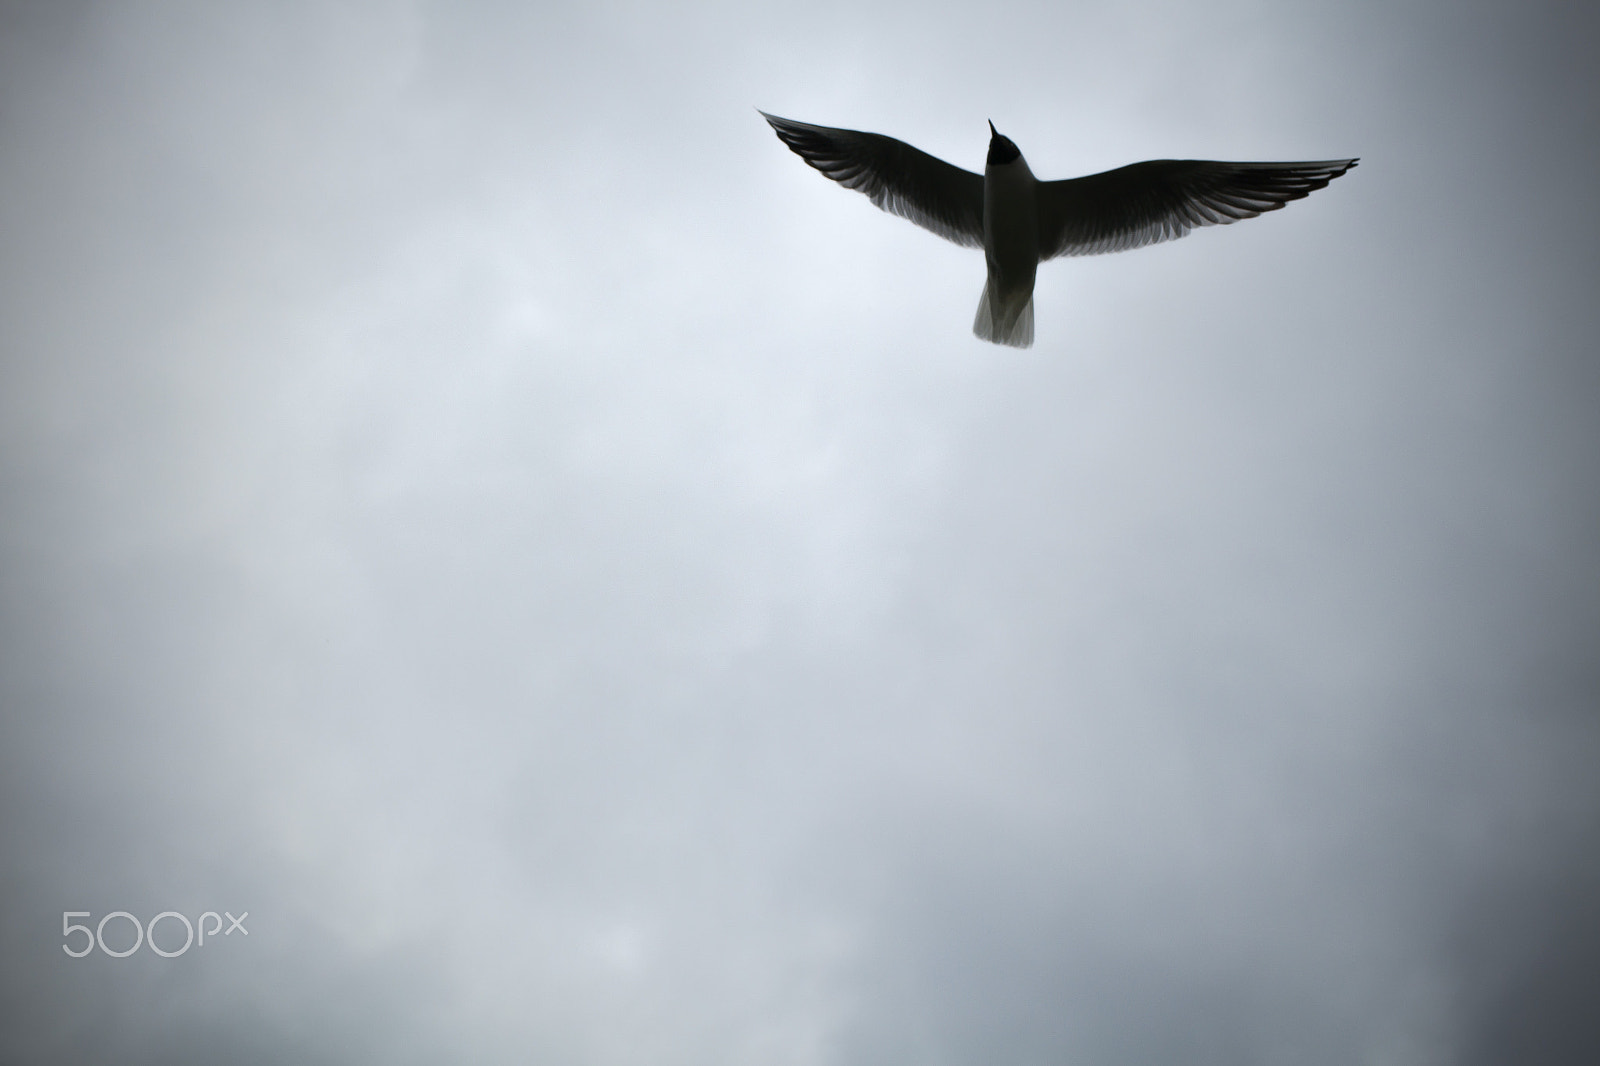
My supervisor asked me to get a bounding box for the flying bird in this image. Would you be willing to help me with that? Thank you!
[760,112,1356,348]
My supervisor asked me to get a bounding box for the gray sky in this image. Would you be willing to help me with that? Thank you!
[2,1,1597,1063]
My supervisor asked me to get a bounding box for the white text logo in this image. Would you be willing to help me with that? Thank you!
[62,910,249,958]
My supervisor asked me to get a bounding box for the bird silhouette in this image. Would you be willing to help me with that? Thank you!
[761,112,1356,348]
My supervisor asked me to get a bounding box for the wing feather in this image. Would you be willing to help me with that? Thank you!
[760,112,985,249]
[1038,158,1358,260]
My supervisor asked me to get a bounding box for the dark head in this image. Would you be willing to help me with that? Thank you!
[987,120,1020,166]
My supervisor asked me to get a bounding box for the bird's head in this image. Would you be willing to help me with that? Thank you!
[987,120,1021,166]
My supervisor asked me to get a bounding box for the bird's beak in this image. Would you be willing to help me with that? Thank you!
[988,119,997,137]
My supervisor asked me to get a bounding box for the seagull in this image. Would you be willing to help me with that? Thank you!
[760,112,1356,348]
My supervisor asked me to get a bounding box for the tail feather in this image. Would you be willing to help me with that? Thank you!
[972,280,1034,348]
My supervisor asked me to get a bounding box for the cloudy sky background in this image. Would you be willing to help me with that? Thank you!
[2,1,1597,1063]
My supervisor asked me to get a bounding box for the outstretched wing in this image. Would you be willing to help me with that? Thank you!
[1037,158,1357,260]
[761,112,986,249]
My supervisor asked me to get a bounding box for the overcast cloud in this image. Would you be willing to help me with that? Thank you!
[2,1,1597,1063]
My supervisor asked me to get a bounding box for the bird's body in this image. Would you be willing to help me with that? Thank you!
[978,125,1041,346]
[760,112,1357,348]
